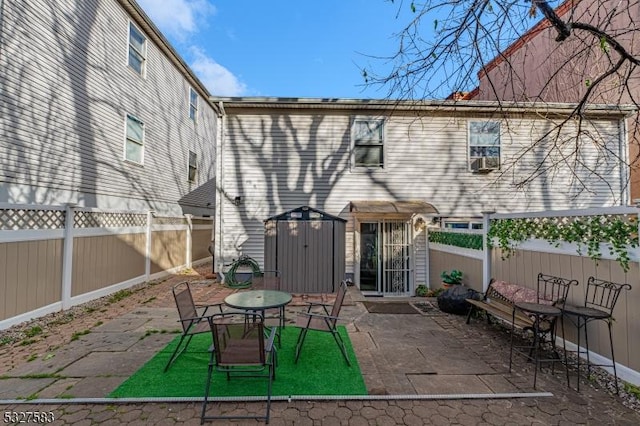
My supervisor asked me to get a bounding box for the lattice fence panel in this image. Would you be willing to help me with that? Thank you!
[153,216,188,226]
[0,208,66,230]
[74,211,147,228]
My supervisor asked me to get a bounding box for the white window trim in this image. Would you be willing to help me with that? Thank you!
[124,113,145,165]
[127,21,147,77]
[467,120,501,171]
[351,117,385,171]
[442,220,483,230]
[188,150,197,182]
[189,87,198,122]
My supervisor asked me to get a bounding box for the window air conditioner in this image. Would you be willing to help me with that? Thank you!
[471,156,499,173]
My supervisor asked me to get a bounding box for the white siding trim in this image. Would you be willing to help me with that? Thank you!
[0,229,64,242]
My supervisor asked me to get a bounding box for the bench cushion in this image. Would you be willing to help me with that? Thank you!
[490,280,552,305]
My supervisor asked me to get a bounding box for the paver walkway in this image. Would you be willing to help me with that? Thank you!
[1,263,639,424]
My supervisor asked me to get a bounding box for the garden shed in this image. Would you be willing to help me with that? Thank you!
[264,206,346,294]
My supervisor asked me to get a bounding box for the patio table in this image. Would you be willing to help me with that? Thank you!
[224,290,292,344]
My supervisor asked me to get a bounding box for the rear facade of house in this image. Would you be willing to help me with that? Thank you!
[469,0,640,202]
[213,97,631,296]
[0,0,218,216]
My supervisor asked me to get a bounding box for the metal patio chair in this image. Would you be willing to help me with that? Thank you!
[164,281,223,372]
[294,280,351,366]
[250,270,286,344]
[509,273,578,389]
[562,276,632,393]
[201,312,277,424]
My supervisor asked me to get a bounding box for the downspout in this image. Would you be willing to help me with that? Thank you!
[620,116,630,205]
[214,101,226,273]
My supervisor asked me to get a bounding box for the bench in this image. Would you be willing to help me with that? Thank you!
[465,278,556,331]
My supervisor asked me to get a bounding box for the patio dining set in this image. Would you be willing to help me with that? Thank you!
[465,273,632,394]
[165,275,351,424]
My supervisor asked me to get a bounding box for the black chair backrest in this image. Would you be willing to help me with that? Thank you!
[584,277,632,314]
[537,273,578,307]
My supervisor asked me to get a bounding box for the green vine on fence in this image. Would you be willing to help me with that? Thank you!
[429,231,483,250]
[487,215,639,272]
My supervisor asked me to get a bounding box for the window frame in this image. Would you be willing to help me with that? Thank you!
[442,220,483,230]
[468,120,501,171]
[188,150,197,182]
[124,113,145,165]
[189,87,198,122]
[352,118,385,170]
[128,21,147,76]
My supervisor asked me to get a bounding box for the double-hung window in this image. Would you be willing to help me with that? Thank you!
[128,22,146,75]
[125,114,144,164]
[189,88,198,122]
[188,150,197,182]
[469,121,500,171]
[353,119,384,168]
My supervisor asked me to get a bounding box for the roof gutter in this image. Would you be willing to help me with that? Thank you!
[210,97,636,119]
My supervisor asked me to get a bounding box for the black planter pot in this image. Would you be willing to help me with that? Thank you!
[437,285,482,315]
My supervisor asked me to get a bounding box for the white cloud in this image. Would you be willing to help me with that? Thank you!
[189,47,247,96]
[137,0,216,42]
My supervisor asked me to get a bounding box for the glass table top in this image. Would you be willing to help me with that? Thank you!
[224,290,293,310]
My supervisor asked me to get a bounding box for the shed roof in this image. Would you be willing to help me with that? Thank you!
[265,206,347,222]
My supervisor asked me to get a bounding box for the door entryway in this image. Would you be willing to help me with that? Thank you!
[359,220,412,296]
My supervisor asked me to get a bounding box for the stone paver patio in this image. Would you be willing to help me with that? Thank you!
[1,262,639,424]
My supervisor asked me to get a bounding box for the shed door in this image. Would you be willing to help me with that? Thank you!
[276,220,334,293]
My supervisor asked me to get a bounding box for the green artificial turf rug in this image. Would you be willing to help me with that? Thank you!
[109,326,367,398]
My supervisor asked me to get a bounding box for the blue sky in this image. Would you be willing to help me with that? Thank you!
[136,0,419,98]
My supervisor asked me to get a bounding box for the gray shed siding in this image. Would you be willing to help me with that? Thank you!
[214,104,627,284]
[264,214,346,294]
[0,0,217,215]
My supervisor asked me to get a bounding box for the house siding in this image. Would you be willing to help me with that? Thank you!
[214,103,627,287]
[472,0,640,201]
[0,0,217,215]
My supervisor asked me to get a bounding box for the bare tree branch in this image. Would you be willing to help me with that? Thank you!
[362,0,640,199]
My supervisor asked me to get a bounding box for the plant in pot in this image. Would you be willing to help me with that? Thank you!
[440,269,463,288]
[415,284,428,297]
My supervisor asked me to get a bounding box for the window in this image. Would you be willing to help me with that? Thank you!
[469,121,500,171]
[443,221,483,230]
[128,22,146,75]
[188,150,197,182]
[125,114,144,164]
[189,88,198,122]
[353,119,384,168]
